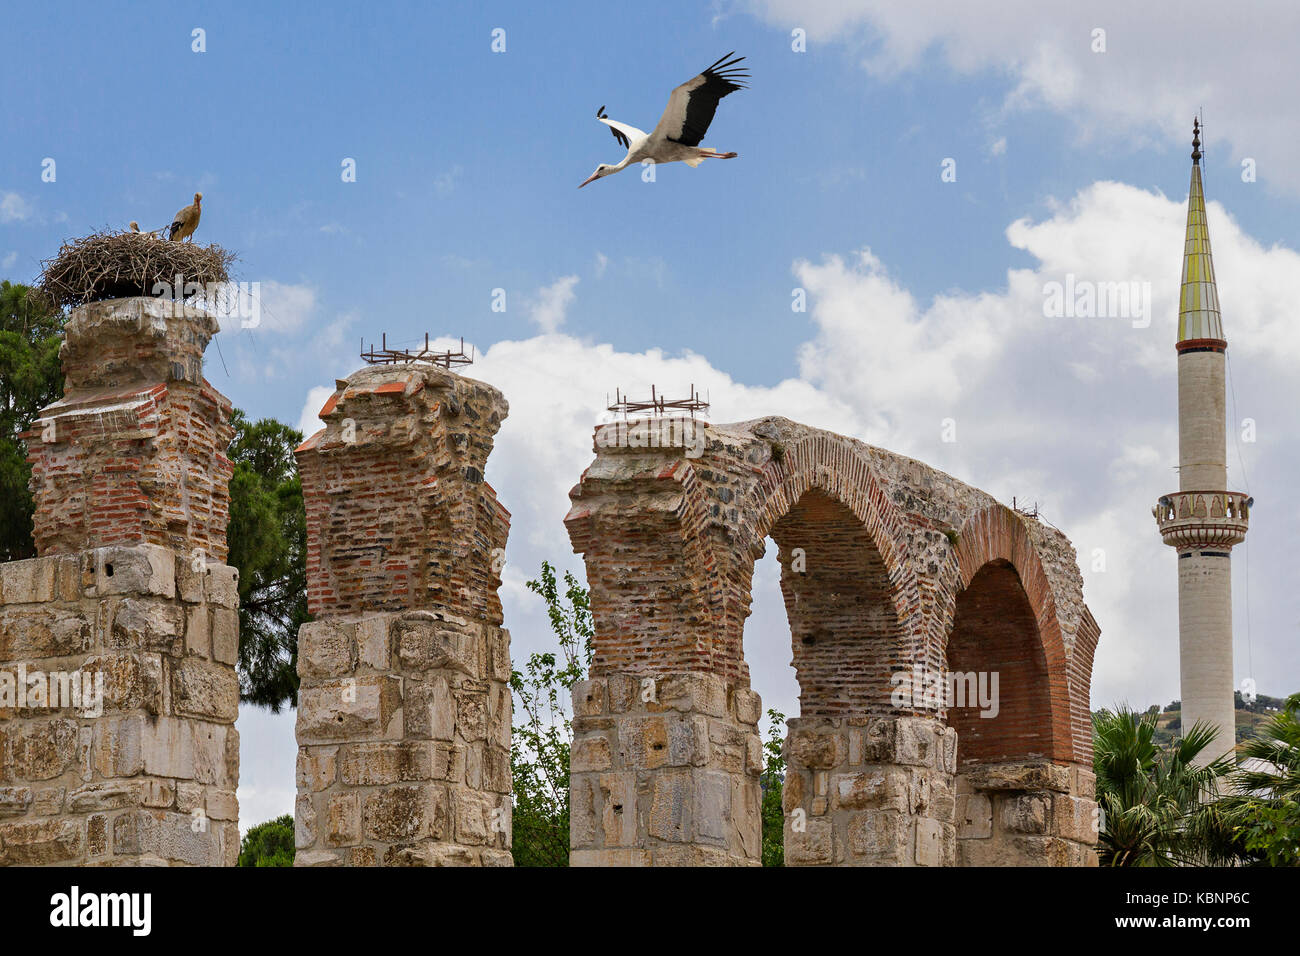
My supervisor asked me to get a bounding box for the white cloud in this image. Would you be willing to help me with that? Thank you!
[1,251,17,271]
[434,166,463,197]
[527,275,579,334]
[297,385,336,439]
[0,192,33,223]
[255,280,317,333]
[743,0,1300,194]
[594,251,608,277]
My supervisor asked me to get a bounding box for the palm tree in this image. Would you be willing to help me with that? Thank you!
[1209,693,1300,865]
[1092,707,1235,866]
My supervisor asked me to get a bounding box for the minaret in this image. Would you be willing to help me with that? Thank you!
[1153,118,1251,766]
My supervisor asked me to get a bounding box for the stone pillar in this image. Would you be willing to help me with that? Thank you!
[0,297,240,866]
[569,671,763,866]
[293,364,512,866]
[955,761,1098,866]
[782,716,957,866]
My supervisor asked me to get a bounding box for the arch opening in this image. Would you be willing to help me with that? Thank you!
[947,558,1053,765]
[765,488,902,717]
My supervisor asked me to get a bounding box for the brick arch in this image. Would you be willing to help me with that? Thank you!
[948,505,1073,763]
[728,434,918,714]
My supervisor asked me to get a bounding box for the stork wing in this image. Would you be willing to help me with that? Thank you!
[653,52,748,147]
[595,105,644,152]
[599,116,645,151]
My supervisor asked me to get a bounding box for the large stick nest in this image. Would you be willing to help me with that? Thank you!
[37,230,237,309]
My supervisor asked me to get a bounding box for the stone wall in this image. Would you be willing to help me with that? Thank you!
[0,298,239,866]
[293,364,512,866]
[566,415,1100,866]
[569,671,762,866]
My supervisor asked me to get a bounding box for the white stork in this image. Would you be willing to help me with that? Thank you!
[579,52,748,188]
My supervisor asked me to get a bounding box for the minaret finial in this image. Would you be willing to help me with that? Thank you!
[1192,116,1202,164]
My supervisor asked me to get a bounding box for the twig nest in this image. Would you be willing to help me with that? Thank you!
[38,230,236,309]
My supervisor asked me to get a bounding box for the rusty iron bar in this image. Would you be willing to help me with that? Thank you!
[1012,496,1040,519]
[360,332,475,369]
[606,383,710,419]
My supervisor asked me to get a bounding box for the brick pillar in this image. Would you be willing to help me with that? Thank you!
[293,364,512,866]
[565,428,766,866]
[0,297,239,866]
[955,762,1098,866]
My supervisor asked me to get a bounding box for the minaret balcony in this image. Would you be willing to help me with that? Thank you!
[1153,490,1251,550]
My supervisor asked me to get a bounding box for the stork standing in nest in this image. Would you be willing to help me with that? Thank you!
[168,192,203,242]
[579,53,748,188]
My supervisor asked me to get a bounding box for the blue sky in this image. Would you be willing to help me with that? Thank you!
[4,1,1298,826]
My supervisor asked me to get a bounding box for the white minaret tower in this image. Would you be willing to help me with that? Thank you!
[1153,118,1252,767]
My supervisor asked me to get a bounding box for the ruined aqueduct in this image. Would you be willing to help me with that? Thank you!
[0,298,1099,866]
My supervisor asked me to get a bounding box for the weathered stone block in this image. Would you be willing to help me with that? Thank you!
[571,733,613,773]
[404,676,456,740]
[210,608,239,665]
[297,676,402,742]
[299,620,357,680]
[171,657,238,721]
[355,616,392,669]
[297,747,338,792]
[94,546,176,599]
[647,770,691,841]
[847,809,908,862]
[340,741,433,785]
[2,719,80,781]
[1001,793,1049,834]
[784,817,833,866]
[0,787,33,818]
[956,792,992,839]
[572,679,606,717]
[327,793,360,846]
[0,817,82,865]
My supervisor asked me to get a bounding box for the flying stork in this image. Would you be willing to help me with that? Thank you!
[579,52,748,188]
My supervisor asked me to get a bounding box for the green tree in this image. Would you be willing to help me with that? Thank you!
[509,562,593,866]
[760,708,786,867]
[0,282,63,561]
[226,410,307,711]
[236,815,295,867]
[1213,692,1300,865]
[1092,706,1236,866]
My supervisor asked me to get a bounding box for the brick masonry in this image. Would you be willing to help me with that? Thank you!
[292,364,513,866]
[0,298,240,866]
[566,416,1100,866]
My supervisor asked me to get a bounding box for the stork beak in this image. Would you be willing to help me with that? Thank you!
[578,172,600,189]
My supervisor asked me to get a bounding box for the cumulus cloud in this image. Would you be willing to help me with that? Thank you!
[297,385,336,439]
[0,191,33,223]
[208,279,317,336]
[527,275,579,334]
[742,0,1300,195]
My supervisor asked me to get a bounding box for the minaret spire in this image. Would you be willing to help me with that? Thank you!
[1178,117,1224,345]
[1153,117,1251,771]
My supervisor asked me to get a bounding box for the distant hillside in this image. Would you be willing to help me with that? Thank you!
[1095,692,1294,749]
